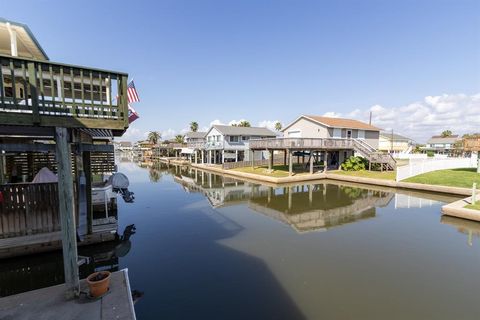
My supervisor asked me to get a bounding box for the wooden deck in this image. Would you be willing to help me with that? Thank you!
[0,54,129,135]
[0,269,136,320]
[249,138,355,150]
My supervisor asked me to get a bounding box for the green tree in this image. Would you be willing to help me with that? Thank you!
[148,131,161,144]
[441,130,452,137]
[149,169,162,183]
[190,121,199,132]
[238,120,251,127]
[274,121,282,131]
[174,134,185,143]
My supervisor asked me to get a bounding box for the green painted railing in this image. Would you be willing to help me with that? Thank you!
[0,54,129,133]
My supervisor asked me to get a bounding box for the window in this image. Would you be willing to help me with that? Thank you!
[242,136,249,141]
[358,130,365,139]
[333,128,341,138]
[229,136,239,143]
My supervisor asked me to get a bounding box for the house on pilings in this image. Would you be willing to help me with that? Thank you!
[0,19,130,297]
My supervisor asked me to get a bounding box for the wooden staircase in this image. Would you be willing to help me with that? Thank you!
[353,139,396,171]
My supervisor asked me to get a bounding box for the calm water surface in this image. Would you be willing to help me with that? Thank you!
[2,160,480,319]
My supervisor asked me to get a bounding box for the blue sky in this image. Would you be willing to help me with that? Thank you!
[2,0,479,141]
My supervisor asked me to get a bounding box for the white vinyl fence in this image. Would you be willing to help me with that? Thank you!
[396,155,478,181]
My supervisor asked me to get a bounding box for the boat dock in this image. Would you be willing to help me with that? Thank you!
[0,269,136,320]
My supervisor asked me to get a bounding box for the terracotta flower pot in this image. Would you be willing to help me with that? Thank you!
[86,271,111,298]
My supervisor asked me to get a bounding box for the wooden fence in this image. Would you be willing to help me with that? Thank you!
[0,183,59,238]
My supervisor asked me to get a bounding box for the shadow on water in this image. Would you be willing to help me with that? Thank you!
[0,226,136,297]
[132,199,306,319]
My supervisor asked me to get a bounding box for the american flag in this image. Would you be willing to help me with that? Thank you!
[128,103,139,123]
[127,80,140,103]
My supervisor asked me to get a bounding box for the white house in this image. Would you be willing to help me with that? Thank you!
[378,131,414,153]
[202,125,276,164]
[422,135,461,154]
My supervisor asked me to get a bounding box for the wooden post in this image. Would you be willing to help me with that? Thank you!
[83,151,93,234]
[473,183,477,205]
[309,184,313,204]
[284,150,287,165]
[251,150,254,168]
[310,151,314,174]
[75,146,87,239]
[0,151,5,185]
[324,151,328,172]
[289,150,293,176]
[477,151,480,173]
[268,150,273,171]
[55,127,80,299]
[288,186,292,210]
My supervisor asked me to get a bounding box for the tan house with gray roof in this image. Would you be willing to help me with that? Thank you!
[282,115,381,149]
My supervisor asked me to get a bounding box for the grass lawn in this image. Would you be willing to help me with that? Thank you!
[232,164,308,178]
[465,203,480,210]
[329,170,396,180]
[403,168,480,188]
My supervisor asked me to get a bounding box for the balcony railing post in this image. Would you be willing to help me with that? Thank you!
[121,75,129,128]
[27,62,40,123]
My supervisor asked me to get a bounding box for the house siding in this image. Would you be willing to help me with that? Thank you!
[283,116,380,149]
[284,117,330,138]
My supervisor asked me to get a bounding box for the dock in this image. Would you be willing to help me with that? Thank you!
[0,269,136,320]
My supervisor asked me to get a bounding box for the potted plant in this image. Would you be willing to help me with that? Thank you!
[86,271,111,298]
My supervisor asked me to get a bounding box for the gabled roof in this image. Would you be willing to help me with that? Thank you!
[427,135,461,144]
[185,131,206,139]
[208,125,276,137]
[380,131,411,141]
[283,115,380,132]
[0,18,49,60]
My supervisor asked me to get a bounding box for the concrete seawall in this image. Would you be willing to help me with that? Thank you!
[191,163,476,197]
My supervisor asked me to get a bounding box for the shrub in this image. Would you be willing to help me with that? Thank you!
[341,156,367,171]
[427,151,434,157]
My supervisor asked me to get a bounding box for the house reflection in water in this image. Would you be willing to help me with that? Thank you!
[173,166,395,233]
[441,215,480,247]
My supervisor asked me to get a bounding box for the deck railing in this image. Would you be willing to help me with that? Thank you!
[249,138,355,149]
[0,54,129,132]
[0,183,60,238]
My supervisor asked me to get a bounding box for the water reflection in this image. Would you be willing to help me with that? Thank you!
[163,163,394,233]
[441,215,480,246]
[0,225,136,297]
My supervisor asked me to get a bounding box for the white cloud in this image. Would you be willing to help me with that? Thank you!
[228,119,248,126]
[257,120,280,131]
[210,119,224,126]
[162,128,177,140]
[120,125,148,142]
[322,111,342,118]
[332,92,480,143]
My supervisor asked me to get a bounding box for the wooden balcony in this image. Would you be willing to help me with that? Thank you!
[0,54,129,136]
[249,138,355,150]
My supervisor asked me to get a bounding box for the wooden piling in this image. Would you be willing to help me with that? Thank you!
[54,127,80,299]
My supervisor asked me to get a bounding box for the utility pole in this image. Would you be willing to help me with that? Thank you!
[391,129,394,154]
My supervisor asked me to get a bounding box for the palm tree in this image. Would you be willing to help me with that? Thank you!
[441,130,452,137]
[190,121,199,132]
[174,134,185,143]
[149,169,162,183]
[148,131,161,145]
[274,121,282,131]
[238,120,251,127]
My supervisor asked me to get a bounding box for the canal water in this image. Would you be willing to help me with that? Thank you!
[2,160,480,319]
